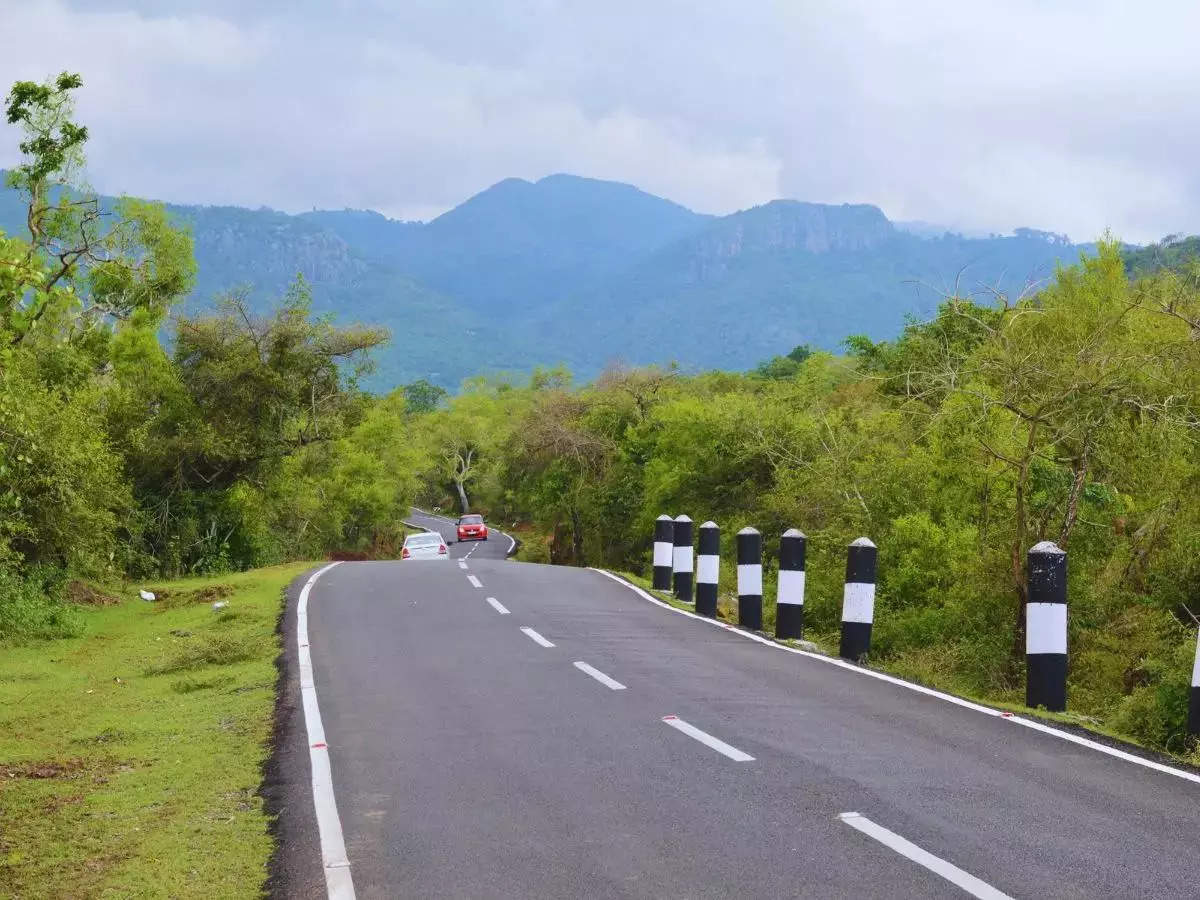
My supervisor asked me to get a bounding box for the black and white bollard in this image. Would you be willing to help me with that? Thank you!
[696,521,720,618]
[1025,541,1067,712]
[737,527,763,630]
[652,515,675,590]
[1189,629,1200,738]
[776,528,806,640]
[839,537,877,661]
[672,514,694,604]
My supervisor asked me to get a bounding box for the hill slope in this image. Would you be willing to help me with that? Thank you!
[536,201,1088,372]
[0,173,1096,387]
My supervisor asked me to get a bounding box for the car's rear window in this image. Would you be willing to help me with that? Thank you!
[408,533,441,546]
[460,515,483,525]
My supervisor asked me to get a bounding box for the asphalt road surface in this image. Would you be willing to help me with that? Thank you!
[271,554,1200,899]
[403,507,516,561]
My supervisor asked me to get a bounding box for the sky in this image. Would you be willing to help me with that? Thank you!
[0,0,1196,243]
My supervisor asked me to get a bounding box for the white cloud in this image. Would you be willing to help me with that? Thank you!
[1,0,1198,242]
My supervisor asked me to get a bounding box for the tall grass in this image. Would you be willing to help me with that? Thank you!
[0,566,84,642]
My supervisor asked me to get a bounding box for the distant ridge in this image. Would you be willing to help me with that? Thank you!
[0,171,1093,388]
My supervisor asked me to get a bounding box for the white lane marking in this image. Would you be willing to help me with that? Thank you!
[467,575,482,588]
[486,597,510,615]
[505,532,517,556]
[296,562,357,900]
[662,715,754,762]
[839,813,1012,900]
[573,660,626,690]
[520,626,555,648]
[458,560,468,569]
[590,568,1200,787]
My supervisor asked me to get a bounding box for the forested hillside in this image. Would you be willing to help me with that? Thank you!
[0,173,1094,388]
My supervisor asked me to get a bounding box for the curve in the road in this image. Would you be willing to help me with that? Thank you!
[403,507,517,560]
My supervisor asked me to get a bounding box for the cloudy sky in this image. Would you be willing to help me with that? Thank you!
[0,0,1195,242]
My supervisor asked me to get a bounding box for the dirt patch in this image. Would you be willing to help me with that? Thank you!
[2,758,87,780]
[150,583,235,610]
[41,793,85,814]
[67,581,120,606]
[329,549,371,561]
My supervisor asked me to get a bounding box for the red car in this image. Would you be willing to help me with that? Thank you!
[456,514,489,542]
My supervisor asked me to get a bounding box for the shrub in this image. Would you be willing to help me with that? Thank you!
[0,566,84,642]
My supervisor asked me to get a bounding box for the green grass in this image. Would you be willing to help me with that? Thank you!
[0,562,315,899]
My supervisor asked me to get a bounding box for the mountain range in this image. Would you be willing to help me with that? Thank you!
[0,172,1093,388]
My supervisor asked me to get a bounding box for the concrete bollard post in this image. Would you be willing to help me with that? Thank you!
[652,515,675,590]
[776,528,806,640]
[736,527,763,630]
[696,521,720,618]
[1025,541,1067,711]
[839,537,877,661]
[1189,629,1200,738]
[672,515,694,604]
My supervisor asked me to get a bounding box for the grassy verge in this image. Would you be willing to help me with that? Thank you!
[0,562,314,898]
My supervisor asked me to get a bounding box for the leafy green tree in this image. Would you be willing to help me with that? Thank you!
[122,280,387,572]
[3,74,194,352]
[402,378,448,414]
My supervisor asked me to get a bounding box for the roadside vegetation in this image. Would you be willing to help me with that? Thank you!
[0,73,413,640]
[0,563,312,896]
[396,243,1200,760]
[0,73,415,896]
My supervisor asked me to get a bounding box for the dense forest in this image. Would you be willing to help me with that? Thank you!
[4,74,1200,757]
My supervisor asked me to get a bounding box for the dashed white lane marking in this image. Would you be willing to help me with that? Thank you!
[661,715,754,762]
[296,562,357,900]
[591,569,1200,787]
[520,626,555,648]
[458,560,468,569]
[467,575,482,588]
[486,597,510,615]
[573,661,626,690]
[839,813,1012,900]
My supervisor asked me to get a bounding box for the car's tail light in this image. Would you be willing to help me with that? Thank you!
[438,545,447,554]
[401,547,410,559]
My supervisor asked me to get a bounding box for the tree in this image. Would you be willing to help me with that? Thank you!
[881,242,1200,661]
[2,73,194,350]
[125,279,388,570]
[0,72,194,582]
[402,378,447,414]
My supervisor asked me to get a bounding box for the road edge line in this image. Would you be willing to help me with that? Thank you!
[296,561,357,899]
[589,567,1200,787]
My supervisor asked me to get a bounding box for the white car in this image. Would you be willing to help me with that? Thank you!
[401,531,449,560]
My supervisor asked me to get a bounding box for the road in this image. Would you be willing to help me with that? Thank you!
[270,553,1200,899]
[403,506,516,562]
